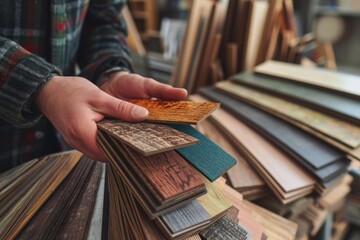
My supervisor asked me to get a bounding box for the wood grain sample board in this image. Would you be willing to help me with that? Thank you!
[97,119,198,156]
[215,81,360,149]
[255,60,360,98]
[167,124,236,182]
[97,130,206,218]
[232,71,360,124]
[129,99,220,124]
[199,87,348,183]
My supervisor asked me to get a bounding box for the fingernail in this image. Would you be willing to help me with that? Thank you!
[132,106,148,118]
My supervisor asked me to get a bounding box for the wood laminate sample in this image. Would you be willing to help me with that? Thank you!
[255,60,360,98]
[216,81,360,149]
[97,119,198,156]
[167,124,236,182]
[129,99,220,124]
[199,87,347,177]
[232,71,360,124]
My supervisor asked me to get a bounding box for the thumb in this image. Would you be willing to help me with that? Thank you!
[94,93,149,121]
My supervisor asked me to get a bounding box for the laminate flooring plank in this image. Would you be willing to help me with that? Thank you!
[97,119,198,156]
[215,81,360,149]
[167,124,236,182]
[255,60,360,98]
[232,71,360,124]
[129,99,220,124]
[199,87,347,174]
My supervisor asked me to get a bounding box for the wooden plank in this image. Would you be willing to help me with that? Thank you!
[232,71,360,124]
[199,87,348,182]
[215,81,360,149]
[168,124,236,182]
[255,60,360,99]
[97,119,198,156]
[243,0,269,70]
[129,99,220,124]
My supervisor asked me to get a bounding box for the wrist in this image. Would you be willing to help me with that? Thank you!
[35,75,62,115]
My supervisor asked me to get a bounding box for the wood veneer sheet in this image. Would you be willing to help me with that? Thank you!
[232,71,360,124]
[216,81,360,149]
[255,60,360,98]
[129,99,220,124]
[97,119,198,156]
[167,124,236,182]
[199,87,348,180]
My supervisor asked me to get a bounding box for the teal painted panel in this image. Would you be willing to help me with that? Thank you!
[168,124,236,182]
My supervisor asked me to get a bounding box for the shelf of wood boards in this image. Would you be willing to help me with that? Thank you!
[128,0,157,37]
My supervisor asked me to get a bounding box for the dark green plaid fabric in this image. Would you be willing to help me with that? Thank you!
[0,0,132,171]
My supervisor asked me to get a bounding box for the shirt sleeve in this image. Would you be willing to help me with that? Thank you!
[0,36,62,127]
[77,0,134,84]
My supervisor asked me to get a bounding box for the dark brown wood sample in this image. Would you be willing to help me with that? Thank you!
[232,71,360,124]
[97,130,206,218]
[199,87,349,184]
[129,99,220,124]
[97,119,198,156]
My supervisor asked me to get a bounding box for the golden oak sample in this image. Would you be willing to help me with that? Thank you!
[129,99,220,124]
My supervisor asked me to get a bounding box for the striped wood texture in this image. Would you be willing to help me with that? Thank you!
[255,60,360,98]
[216,81,360,149]
[232,71,360,124]
[199,87,349,183]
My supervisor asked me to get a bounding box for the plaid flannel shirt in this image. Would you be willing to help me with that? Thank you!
[0,0,132,171]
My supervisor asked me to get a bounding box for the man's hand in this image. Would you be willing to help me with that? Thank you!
[36,74,187,162]
[99,71,187,100]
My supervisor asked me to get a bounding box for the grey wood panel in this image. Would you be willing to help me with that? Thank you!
[161,200,211,233]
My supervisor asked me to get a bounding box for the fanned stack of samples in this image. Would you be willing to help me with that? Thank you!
[96,99,244,239]
[0,151,104,239]
[189,60,360,238]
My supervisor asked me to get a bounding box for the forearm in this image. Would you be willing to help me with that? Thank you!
[0,36,61,127]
